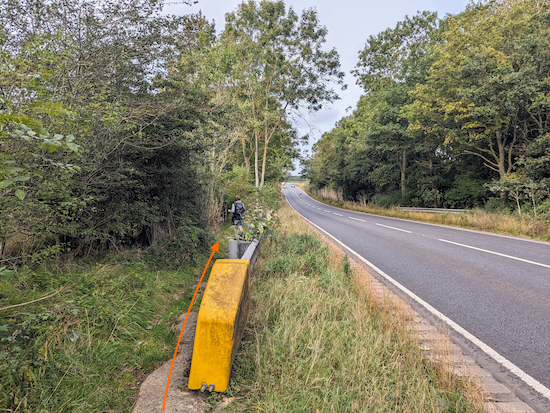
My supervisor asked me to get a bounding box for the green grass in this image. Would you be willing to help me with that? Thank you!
[0,254,209,412]
[219,204,483,412]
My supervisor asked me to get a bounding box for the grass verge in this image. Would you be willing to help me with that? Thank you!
[216,203,484,412]
[0,252,210,412]
[305,186,550,242]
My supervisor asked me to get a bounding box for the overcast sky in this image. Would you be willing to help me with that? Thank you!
[164,0,469,167]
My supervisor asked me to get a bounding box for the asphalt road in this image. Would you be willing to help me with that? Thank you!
[284,186,550,410]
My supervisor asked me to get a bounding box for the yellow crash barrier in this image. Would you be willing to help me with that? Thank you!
[188,259,250,392]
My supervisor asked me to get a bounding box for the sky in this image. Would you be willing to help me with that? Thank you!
[164,0,469,169]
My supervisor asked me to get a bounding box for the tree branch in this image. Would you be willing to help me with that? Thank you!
[463,150,499,169]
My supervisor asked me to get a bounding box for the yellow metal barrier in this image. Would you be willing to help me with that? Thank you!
[188,259,250,392]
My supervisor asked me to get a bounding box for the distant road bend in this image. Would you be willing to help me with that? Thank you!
[284,186,550,411]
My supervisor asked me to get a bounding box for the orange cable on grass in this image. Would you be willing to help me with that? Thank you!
[162,242,219,411]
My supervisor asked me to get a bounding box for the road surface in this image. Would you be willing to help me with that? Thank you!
[284,186,550,411]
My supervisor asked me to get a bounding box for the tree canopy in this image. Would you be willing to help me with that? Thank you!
[308,0,550,216]
[0,0,344,272]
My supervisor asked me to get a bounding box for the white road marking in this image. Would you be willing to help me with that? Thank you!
[348,217,366,222]
[317,208,322,210]
[323,210,331,213]
[293,188,550,247]
[333,213,343,216]
[376,223,412,234]
[286,198,550,402]
[439,239,550,269]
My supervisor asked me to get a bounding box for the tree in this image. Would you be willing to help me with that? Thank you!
[407,2,546,205]
[221,0,345,188]
[353,12,440,200]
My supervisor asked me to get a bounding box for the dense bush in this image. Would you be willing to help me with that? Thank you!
[0,0,213,266]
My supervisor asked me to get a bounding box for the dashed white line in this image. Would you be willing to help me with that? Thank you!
[348,217,366,222]
[333,213,343,216]
[376,223,412,234]
[439,239,550,269]
[323,210,331,213]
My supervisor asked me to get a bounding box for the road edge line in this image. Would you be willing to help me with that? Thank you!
[285,195,550,402]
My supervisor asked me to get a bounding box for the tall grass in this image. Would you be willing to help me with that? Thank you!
[0,255,207,412]
[308,186,550,241]
[222,204,483,412]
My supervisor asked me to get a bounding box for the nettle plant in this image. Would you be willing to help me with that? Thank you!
[232,203,276,241]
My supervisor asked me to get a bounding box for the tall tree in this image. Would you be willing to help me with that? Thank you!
[353,12,440,199]
[221,0,345,187]
[407,1,545,204]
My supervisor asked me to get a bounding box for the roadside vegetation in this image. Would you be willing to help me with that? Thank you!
[307,185,550,242]
[0,184,278,412]
[4,0,548,411]
[305,1,550,223]
[0,254,207,411]
[215,204,484,412]
[0,0,343,278]
[1,0,342,410]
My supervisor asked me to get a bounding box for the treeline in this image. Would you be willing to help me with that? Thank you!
[0,0,343,267]
[307,0,550,218]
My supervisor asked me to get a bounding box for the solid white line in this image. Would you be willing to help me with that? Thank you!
[376,223,412,234]
[439,239,550,269]
[333,213,343,216]
[348,216,366,222]
[286,198,550,402]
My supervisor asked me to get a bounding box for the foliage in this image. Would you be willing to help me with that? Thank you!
[233,204,276,241]
[2,0,329,267]
[308,1,550,217]
[221,0,345,187]
[0,0,214,266]
[309,11,441,205]
[229,182,280,241]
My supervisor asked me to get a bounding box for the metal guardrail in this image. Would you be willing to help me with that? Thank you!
[189,211,271,393]
[228,210,272,269]
[399,207,468,214]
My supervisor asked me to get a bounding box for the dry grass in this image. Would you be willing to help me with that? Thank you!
[222,203,485,412]
[307,186,550,241]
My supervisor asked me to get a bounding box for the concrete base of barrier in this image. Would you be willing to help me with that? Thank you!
[228,240,252,259]
[188,259,250,393]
